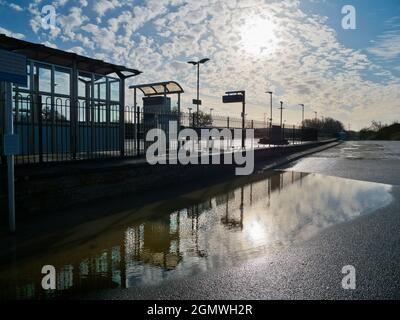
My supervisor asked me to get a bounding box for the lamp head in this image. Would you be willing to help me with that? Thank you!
[199,58,210,64]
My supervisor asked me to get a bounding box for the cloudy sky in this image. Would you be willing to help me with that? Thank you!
[0,0,399,130]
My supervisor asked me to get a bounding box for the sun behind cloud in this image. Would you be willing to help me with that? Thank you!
[239,15,278,56]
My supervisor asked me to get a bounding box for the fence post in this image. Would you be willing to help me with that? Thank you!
[134,106,137,156]
[71,100,77,160]
[292,125,295,145]
[37,96,43,163]
[119,78,125,157]
[132,107,137,156]
[71,60,78,161]
[120,105,125,157]
[301,126,303,144]
[136,107,140,156]
[0,84,5,166]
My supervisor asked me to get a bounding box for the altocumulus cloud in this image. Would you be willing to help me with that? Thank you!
[2,0,398,129]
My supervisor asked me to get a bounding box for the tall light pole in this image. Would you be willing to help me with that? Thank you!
[210,108,214,118]
[188,58,210,127]
[278,101,284,128]
[278,101,285,141]
[188,107,193,127]
[299,104,305,126]
[266,91,273,127]
[314,111,318,120]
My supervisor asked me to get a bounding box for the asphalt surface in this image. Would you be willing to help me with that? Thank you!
[89,141,400,300]
[282,141,400,186]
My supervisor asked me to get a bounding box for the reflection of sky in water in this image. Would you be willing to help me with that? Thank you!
[133,172,392,286]
[0,172,393,298]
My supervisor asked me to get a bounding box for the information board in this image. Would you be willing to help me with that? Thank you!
[0,48,27,86]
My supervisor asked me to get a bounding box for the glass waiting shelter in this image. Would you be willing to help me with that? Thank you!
[129,81,184,151]
[0,34,141,164]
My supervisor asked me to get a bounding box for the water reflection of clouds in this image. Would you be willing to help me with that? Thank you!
[244,174,393,245]
[124,172,393,287]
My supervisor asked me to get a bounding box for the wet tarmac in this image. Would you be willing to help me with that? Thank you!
[283,141,400,185]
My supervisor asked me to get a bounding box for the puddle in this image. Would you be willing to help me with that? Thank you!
[0,171,394,299]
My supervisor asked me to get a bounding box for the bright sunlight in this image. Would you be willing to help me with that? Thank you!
[239,16,278,56]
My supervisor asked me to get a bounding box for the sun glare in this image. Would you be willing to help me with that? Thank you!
[239,16,278,56]
[246,220,266,243]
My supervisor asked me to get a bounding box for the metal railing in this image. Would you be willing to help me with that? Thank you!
[0,95,326,166]
[4,95,123,164]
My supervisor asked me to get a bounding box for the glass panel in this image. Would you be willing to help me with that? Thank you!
[54,96,70,121]
[38,65,51,93]
[142,87,155,95]
[12,91,31,123]
[110,104,119,123]
[152,85,165,93]
[78,72,92,98]
[13,63,31,91]
[109,79,120,102]
[54,67,71,95]
[94,76,106,100]
[41,95,52,122]
[166,83,181,93]
[94,101,107,123]
[78,99,87,122]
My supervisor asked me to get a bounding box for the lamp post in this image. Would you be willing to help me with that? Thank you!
[278,101,284,128]
[314,111,318,120]
[299,104,305,126]
[210,108,214,118]
[188,58,210,127]
[278,101,285,141]
[266,91,273,127]
[188,107,193,127]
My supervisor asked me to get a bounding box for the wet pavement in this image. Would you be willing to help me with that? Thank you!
[283,141,400,185]
[0,141,399,300]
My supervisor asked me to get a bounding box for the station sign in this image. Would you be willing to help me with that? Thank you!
[222,94,244,104]
[0,49,27,86]
[192,99,202,106]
